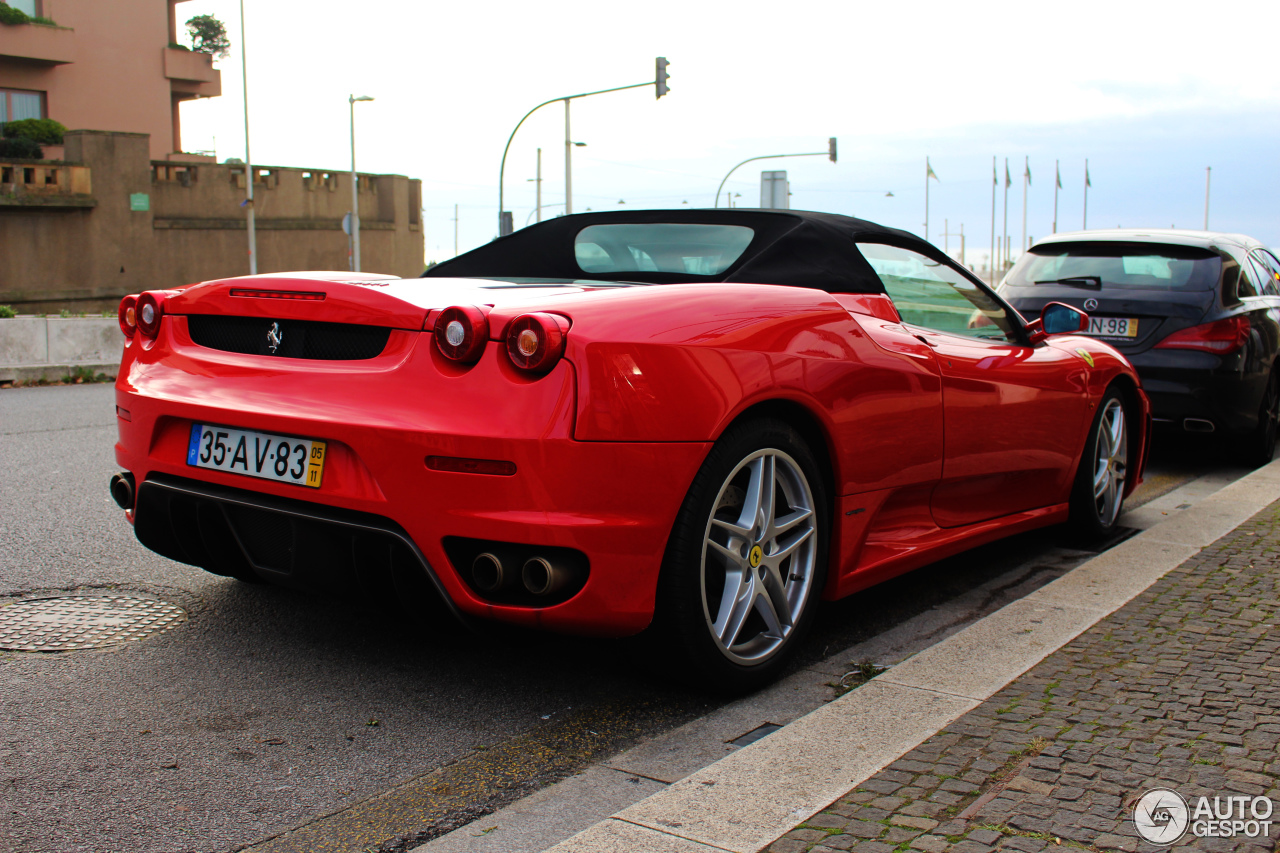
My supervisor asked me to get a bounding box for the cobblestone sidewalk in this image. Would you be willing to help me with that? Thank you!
[770,502,1280,853]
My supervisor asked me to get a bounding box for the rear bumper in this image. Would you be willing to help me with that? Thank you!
[1128,348,1260,435]
[115,319,710,636]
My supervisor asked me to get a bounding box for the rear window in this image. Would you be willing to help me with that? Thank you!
[1007,242,1221,291]
[574,223,754,276]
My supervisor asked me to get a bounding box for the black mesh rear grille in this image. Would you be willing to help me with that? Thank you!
[187,315,392,360]
[225,504,294,571]
[132,475,460,624]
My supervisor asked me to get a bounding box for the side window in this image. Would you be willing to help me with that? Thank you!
[1221,261,1242,304]
[1239,263,1259,297]
[857,243,1017,342]
[1253,251,1280,296]
[1248,256,1275,296]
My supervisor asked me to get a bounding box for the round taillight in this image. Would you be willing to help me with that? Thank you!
[433,305,489,363]
[505,313,566,372]
[136,291,165,338]
[118,294,138,338]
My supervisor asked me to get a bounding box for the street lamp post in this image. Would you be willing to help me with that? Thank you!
[349,94,374,272]
[526,147,542,223]
[714,139,837,208]
[498,59,671,237]
[238,0,255,274]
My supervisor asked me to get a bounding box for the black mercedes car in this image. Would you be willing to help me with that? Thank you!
[1000,230,1280,465]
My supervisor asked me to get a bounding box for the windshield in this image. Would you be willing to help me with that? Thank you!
[574,224,755,276]
[1007,242,1221,291]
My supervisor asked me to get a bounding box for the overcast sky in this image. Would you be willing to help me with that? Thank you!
[176,0,1280,268]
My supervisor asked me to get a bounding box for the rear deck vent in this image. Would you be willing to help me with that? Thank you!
[187,315,391,360]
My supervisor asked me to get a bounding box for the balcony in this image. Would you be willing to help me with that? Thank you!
[163,47,221,98]
[0,22,76,65]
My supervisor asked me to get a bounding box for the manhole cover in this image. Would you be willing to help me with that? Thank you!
[0,594,187,652]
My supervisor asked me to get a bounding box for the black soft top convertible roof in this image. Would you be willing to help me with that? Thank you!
[423,209,931,293]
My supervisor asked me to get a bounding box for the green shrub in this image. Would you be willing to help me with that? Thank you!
[168,42,190,51]
[3,118,66,145]
[0,4,30,24]
[0,305,16,318]
[0,136,43,159]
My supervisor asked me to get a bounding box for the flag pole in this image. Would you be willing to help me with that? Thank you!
[924,157,930,241]
[1083,158,1089,230]
[1021,156,1029,256]
[1204,166,1211,230]
[1001,158,1010,270]
[1052,160,1060,234]
[990,156,997,285]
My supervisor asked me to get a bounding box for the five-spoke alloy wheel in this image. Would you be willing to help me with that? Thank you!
[649,418,828,693]
[1069,387,1130,540]
[701,448,818,666]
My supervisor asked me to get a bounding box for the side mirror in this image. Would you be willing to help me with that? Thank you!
[1026,302,1088,344]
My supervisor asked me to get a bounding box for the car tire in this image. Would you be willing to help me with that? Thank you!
[1068,386,1131,542]
[646,418,829,694]
[1241,369,1279,468]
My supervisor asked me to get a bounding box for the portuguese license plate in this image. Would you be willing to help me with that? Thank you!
[1086,316,1139,338]
[187,423,326,488]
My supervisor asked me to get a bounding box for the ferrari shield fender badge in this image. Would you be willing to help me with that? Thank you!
[267,322,283,353]
[1075,347,1095,368]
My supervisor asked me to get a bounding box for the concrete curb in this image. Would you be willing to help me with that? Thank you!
[0,362,119,383]
[544,458,1280,853]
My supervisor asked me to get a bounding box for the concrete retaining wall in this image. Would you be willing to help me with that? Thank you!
[0,316,123,381]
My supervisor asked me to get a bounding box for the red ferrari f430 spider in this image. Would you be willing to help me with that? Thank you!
[111,210,1148,691]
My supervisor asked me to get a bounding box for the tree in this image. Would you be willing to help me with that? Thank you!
[186,14,230,59]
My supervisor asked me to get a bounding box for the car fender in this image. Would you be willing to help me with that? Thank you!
[492,283,947,499]
[1047,334,1149,493]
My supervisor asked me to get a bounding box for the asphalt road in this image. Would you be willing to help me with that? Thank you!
[0,383,1257,853]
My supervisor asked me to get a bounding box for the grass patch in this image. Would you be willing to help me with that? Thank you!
[828,660,888,698]
[974,823,1104,852]
[797,822,845,836]
[1,366,114,389]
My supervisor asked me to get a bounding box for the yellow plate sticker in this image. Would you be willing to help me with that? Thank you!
[305,441,326,488]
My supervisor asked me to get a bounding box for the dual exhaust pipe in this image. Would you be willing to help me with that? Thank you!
[472,550,572,597]
[109,472,135,510]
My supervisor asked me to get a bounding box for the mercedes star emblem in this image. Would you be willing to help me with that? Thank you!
[1084,298,1099,311]
[267,322,283,353]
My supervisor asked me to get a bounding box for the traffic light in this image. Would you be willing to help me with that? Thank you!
[829,137,837,163]
[655,57,670,99]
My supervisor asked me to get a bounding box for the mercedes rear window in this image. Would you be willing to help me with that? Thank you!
[1007,242,1221,291]
[574,224,754,276]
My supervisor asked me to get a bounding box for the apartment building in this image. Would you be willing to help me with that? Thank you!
[0,0,221,158]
